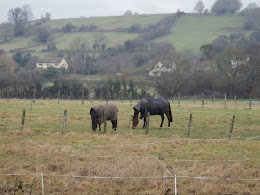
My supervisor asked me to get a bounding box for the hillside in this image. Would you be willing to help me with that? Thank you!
[155,15,249,54]
[0,14,249,56]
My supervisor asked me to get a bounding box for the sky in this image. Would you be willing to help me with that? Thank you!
[1,0,260,23]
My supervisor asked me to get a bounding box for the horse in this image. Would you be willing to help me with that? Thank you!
[132,98,173,129]
[90,103,118,133]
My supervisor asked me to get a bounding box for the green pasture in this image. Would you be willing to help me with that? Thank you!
[44,14,167,30]
[0,99,259,194]
[155,15,249,54]
[0,99,259,140]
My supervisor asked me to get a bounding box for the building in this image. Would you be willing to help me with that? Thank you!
[36,58,68,70]
[148,62,172,76]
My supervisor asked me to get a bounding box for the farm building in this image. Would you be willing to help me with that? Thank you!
[148,62,173,76]
[36,58,68,70]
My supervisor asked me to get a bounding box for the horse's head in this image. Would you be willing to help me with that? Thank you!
[90,108,97,132]
[132,108,139,129]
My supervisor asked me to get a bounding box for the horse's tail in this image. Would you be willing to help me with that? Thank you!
[168,103,173,122]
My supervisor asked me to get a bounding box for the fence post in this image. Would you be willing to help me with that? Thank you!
[58,90,60,104]
[234,95,237,105]
[82,89,84,104]
[202,93,204,107]
[174,175,177,195]
[145,112,150,135]
[21,109,26,130]
[229,115,235,138]
[62,110,67,134]
[186,114,192,138]
[7,88,9,102]
[249,94,252,110]
[41,172,44,195]
[178,92,181,107]
[33,88,36,100]
[130,92,133,106]
[30,100,33,113]
[224,93,227,109]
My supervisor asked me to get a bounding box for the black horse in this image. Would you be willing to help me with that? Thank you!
[90,103,118,133]
[132,98,173,129]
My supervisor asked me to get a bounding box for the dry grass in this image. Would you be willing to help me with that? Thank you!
[0,99,259,194]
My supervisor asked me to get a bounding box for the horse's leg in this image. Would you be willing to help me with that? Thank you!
[99,123,101,131]
[143,117,146,129]
[166,112,171,128]
[111,120,117,132]
[160,114,164,128]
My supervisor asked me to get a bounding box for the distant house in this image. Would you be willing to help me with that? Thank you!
[148,62,172,76]
[36,58,68,70]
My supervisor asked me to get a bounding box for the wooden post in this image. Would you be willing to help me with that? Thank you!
[202,93,204,107]
[234,95,237,105]
[82,89,84,104]
[70,91,72,100]
[229,115,235,138]
[224,93,227,109]
[30,100,33,113]
[58,90,60,104]
[33,88,36,100]
[62,110,67,134]
[186,114,192,138]
[7,88,9,102]
[21,109,26,130]
[174,175,177,195]
[145,112,150,135]
[130,92,133,106]
[41,172,44,195]
[249,94,252,110]
[178,92,181,107]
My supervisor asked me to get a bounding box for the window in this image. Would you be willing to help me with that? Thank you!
[38,63,43,66]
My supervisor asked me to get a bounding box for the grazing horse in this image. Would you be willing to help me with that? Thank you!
[132,98,173,129]
[90,103,118,133]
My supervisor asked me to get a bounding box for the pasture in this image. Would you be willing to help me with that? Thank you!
[156,15,249,54]
[0,99,259,194]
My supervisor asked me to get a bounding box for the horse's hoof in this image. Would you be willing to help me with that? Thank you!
[93,131,96,134]
[167,127,170,129]
[159,127,162,129]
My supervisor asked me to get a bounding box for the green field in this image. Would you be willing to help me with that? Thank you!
[0,99,259,194]
[0,14,250,56]
[155,15,249,54]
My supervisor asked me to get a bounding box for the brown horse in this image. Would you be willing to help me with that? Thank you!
[90,103,118,133]
[132,98,173,129]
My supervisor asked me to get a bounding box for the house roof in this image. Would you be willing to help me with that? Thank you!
[37,58,65,63]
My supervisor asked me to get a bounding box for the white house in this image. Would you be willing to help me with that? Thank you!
[148,62,172,76]
[36,58,68,70]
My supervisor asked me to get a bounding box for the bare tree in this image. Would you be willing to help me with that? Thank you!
[8,4,33,36]
[194,1,205,14]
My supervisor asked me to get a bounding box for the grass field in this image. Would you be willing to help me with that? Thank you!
[1,14,250,56]
[0,99,259,194]
[155,15,249,54]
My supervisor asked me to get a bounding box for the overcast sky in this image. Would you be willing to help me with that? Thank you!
[1,0,260,23]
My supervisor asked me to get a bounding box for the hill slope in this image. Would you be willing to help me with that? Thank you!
[155,15,248,54]
[0,14,249,56]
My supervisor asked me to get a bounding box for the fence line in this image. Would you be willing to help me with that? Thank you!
[1,172,259,182]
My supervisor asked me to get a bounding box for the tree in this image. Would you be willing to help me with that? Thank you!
[8,4,33,36]
[36,27,50,43]
[241,44,260,96]
[211,0,242,15]
[12,51,32,67]
[194,1,205,14]
[123,10,133,16]
[200,44,215,60]
[93,33,108,51]
[67,38,92,74]
[215,47,245,97]
[62,23,76,33]
[242,3,258,15]
[150,54,193,98]
[212,35,230,53]
[0,55,17,73]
